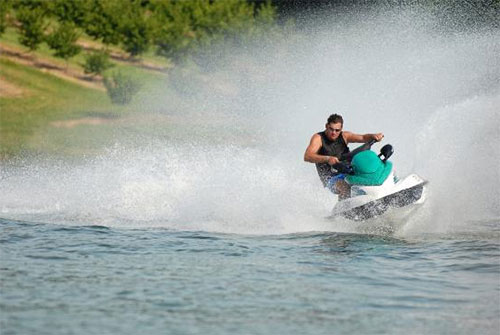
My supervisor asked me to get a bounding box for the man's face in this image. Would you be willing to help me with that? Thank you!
[325,122,342,140]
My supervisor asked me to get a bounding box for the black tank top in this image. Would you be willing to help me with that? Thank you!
[315,131,349,186]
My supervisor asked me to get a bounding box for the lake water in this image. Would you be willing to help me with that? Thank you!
[1,217,499,335]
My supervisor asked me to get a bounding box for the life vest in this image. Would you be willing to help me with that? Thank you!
[315,131,349,186]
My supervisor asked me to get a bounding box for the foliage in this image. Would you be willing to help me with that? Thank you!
[103,71,142,105]
[7,0,279,62]
[81,0,122,46]
[16,6,47,51]
[48,0,90,26]
[118,1,153,57]
[254,1,277,30]
[46,22,81,61]
[83,49,114,76]
[150,0,277,62]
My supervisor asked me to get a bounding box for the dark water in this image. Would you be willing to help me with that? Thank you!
[1,217,499,335]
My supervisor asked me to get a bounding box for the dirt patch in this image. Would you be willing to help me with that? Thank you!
[50,117,116,128]
[0,76,25,97]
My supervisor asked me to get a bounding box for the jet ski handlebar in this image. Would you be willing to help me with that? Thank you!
[339,139,377,162]
[333,140,393,175]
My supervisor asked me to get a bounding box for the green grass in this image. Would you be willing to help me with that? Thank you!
[0,57,198,159]
[0,55,253,159]
[0,25,246,159]
[0,58,123,158]
[0,24,176,159]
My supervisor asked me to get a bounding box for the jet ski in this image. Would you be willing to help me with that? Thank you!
[329,140,427,221]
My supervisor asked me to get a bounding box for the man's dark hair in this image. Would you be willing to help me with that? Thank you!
[327,114,343,125]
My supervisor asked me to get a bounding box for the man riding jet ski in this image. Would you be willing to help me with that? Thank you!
[304,113,426,221]
[330,142,427,221]
[304,113,384,200]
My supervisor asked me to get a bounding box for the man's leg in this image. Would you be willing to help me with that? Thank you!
[326,174,351,200]
[335,179,351,200]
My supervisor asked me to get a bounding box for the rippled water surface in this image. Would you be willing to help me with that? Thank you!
[1,217,499,335]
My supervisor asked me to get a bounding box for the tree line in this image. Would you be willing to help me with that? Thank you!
[0,0,279,104]
[2,0,495,104]
[1,0,497,65]
[0,0,277,65]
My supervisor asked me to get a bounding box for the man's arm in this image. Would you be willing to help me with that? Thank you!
[304,134,340,165]
[343,131,384,144]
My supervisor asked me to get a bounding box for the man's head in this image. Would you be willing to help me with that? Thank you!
[325,114,343,140]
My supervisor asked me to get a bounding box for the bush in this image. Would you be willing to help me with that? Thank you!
[103,71,141,105]
[83,50,114,76]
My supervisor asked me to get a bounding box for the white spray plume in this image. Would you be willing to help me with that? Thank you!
[1,8,499,235]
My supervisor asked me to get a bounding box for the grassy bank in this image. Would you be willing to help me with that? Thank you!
[0,24,254,159]
[0,22,174,159]
[0,57,121,158]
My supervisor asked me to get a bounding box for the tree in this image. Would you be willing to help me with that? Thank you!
[150,0,278,63]
[46,22,81,62]
[83,49,114,76]
[82,0,122,46]
[16,6,47,51]
[119,1,152,57]
[48,0,90,26]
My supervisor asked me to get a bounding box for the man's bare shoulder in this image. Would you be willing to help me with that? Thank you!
[307,133,322,149]
[310,132,324,143]
[342,131,353,142]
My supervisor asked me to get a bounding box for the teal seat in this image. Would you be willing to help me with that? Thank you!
[346,150,393,186]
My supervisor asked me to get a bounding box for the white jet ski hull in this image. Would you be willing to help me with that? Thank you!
[330,172,427,221]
